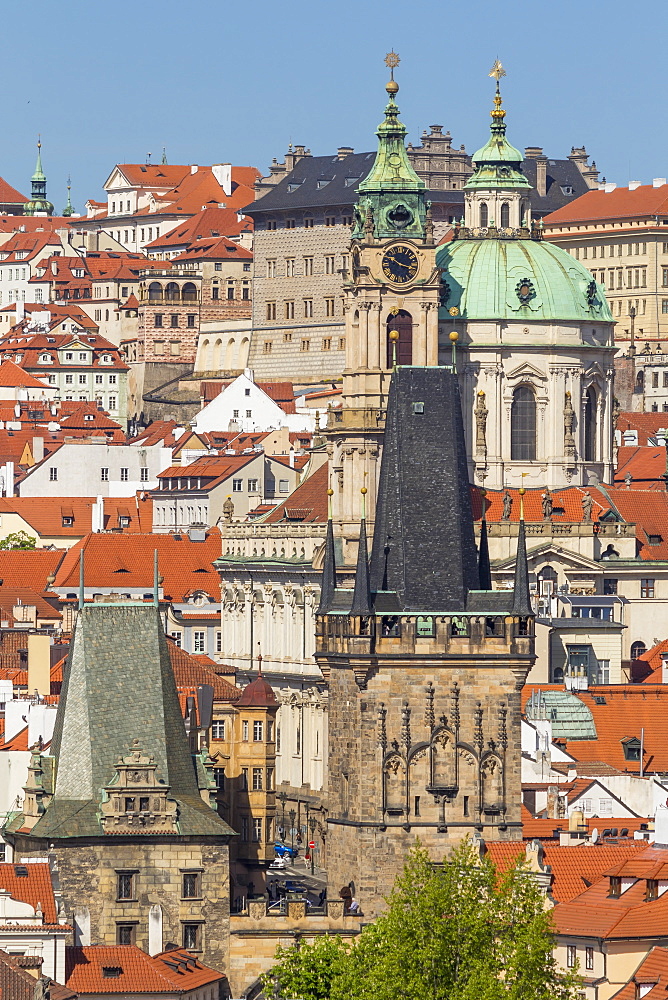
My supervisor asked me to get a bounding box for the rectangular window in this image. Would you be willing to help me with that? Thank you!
[242,720,249,741]
[117,924,135,945]
[154,314,163,327]
[585,947,594,971]
[252,818,262,842]
[641,578,655,598]
[279,479,289,492]
[120,468,129,482]
[647,879,659,901]
[253,720,264,741]
[117,872,135,900]
[609,876,621,897]
[252,767,263,790]
[663,300,668,314]
[78,374,87,385]
[300,339,310,352]
[95,373,103,384]
[339,337,346,350]
[248,478,258,492]
[101,467,109,481]
[49,468,58,481]
[325,297,335,317]
[232,478,243,492]
[140,468,149,482]
[267,220,277,231]
[193,631,205,653]
[216,630,222,653]
[267,259,277,278]
[170,314,179,328]
[566,945,576,968]
[263,341,272,353]
[242,282,250,299]
[182,873,201,899]
[211,720,225,740]
[303,217,314,228]
[285,219,295,229]
[241,815,249,840]
[325,215,336,227]
[187,315,195,328]
[65,374,73,385]
[303,298,313,318]
[323,338,332,350]
[94,309,102,321]
[303,256,314,276]
[266,766,274,791]
[285,257,295,277]
[182,923,200,950]
[226,285,234,300]
[285,300,295,319]
[266,301,277,320]
[325,255,335,274]
[214,767,225,790]
[170,631,182,647]
[108,396,117,410]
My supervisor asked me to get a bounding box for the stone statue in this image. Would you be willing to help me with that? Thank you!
[33,977,52,1000]
[563,391,576,459]
[581,491,593,522]
[541,489,553,520]
[474,391,488,455]
[222,496,234,522]
[502,490,512,520]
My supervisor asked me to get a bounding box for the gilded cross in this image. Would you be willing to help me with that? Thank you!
[489,59,506,82]
[385,51,400,80]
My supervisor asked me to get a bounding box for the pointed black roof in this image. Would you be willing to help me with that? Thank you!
[478,515,492,591]
[369,367,480,611]
[350,517,373,615]
[317,518,336,614]
[512,517,533,615]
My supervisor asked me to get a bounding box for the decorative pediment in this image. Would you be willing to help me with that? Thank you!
[98,740,179,833]
[493,541,601,573]
[504,361,548,384]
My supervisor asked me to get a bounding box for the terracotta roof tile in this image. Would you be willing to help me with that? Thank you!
[0,177,28,204]
[0,950,75,1000]
[168,641,239,702]
[263,463,328,523]
[544,185,668,224]
[65,945,225,993]
[608,946,668,1000]
[0,548,65,591]
[0,861,58,922]
[145,206,253,250]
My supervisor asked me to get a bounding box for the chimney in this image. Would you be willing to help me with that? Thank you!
[655,803,668,847]
[92,495,104,533]
[190,164,199,174]
[653,178,667,188]
[5,461,14,498]
[603,182,617,193]
[289,449,295,468]
[535,156,548,198]
[28,633,51,697]
[524,146,544,159]
[629,181,641,191]
[32,436,44,463]
[661,652,668,683]
[337,146,354,160]
[211,164,232,197]
[546,784,560,818]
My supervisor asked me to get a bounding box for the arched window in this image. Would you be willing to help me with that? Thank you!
[148,282,162,303]
[538,565,557,596]
[500,203,510,228]
[630,641,646,660]
[182,282,197,303]
[479,202,488,228]
[584,387,597,461]
[386,310,413,367]
[165,281,179,302]
[511,385,536,461]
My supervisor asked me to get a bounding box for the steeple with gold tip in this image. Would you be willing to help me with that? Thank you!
[352,52,427,242]
[62,175,74,217]
[24,137,54,217]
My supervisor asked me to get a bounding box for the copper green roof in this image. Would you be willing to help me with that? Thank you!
[465,85,531,194]
[436,237,613,323]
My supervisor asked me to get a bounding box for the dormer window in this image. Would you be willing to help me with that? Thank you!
[65,352,73,361]
[78,352,88,361]
[38,353,53,364]
[100,354,113,364]
[646,879,659,901]
[609,876,621,897]
[73,269,85,278]
[622,737,642,762]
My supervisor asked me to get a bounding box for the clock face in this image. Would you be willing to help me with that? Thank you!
[382,245,419,284]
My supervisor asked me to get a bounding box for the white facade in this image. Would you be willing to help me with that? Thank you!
[19,441,171,497]
[193,371,314,435]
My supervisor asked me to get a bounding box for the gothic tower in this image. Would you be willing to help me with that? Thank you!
[316,364,535,917]
[327,56,441,542]
[4,601,233,970]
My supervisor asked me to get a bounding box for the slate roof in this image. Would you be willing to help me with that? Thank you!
[21,603,233,840]
[521,156,593,217]
[65,945,225,994]
[243,151,378,214]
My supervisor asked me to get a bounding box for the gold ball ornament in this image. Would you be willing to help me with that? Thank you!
[389,329,400,342]
[518,487,526,496]
[361,487,367,495]
[327,489,334,497]
[449,331,459,343]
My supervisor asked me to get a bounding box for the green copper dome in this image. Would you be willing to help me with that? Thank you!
[465,84,531,194]
[436,238,613,323]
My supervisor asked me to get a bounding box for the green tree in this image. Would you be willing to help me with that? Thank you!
[268,842,580,1000]
[0,531,37,550]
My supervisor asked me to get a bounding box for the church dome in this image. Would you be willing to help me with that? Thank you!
[436,237,613,324]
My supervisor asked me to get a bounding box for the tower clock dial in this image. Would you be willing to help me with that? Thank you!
[382,245,419,284]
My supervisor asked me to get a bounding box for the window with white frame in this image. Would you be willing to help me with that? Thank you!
[193,631,206,652]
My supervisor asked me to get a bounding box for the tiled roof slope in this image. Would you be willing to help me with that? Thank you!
[605,488,668,559]
[472,485,613,522]
[145,206,253,251]
[0,360,51,388]
[0,950,75,1000]
[614,447,667,487]
[65,945,225,994]
[0,861,58,922]
[170,235,253,263]
[523,685,668,773]
[0,177,28,203]
[618,411,668,446]
[263,462,328,523]
[168,641,239,702]
[545,183,668,224]
[485,840,648,902]
[0,548,65,590]
[635,639,668,682]
[608,946,668,1000]
[52,531,221,602]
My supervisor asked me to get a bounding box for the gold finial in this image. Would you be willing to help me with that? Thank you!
[389,329,400,341]
[385,51,400,95]
[449,306,459,317]
[37,133,41,150]
[489,59,506,82]
[361,487,368,494]
[449,331,459,343]
[327,488,334,496]
[519,472,527,519]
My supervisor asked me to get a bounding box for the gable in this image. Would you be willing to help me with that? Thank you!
[494,542,601,573]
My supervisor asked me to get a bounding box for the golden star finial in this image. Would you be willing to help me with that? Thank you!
[489,59,506,82]
[385,51,400,80]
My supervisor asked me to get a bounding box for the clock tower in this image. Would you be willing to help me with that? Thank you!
[328,55,442,541]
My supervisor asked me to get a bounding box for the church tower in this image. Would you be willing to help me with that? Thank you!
[437,65,615,489]
[317,363,535,917]
[24,139,54,217]
[327,55,442,539]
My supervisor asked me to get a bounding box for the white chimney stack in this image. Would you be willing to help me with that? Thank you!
[628,181,641,191]
[654,178,667,188]
[655,803,668,847]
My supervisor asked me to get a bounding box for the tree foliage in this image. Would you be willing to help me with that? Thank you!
[266,842,580,1000]
[0,531,37,550]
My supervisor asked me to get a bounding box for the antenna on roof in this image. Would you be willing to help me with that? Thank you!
[78,546,84,611]
[153,548,159,607]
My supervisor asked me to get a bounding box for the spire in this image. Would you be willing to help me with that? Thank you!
[24,136,54,217]
[352,52,427,243]
[465,62,531,196]
[512,488,533,615]
[478,496,492,590]
[317,488,336,614]
[161,146,168,165]
[350,489,373,615]
[62,175,74,217]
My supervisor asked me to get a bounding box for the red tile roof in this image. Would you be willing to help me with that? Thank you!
[618,411,668,447]
[0,548,65,591]
[0,177,28,204]
[544,184,668,225]
[0,950,75,1000]
[156,453,257,490]
[472,485,613,523]
[170,234,253,263]
[608,946,668,1000]
[52,531,221,602]
[0,497,151,537]
[65,945,225,994]
[605,488,668,559]
[486,840,648,902]
[145,206,253,251]
[0,861,58,922]
[636,640,668,683]
[0,361,51,389]
[523,685,668,774]
[128,420,180,448]
[168,641,239,702]
[263,462,328,523]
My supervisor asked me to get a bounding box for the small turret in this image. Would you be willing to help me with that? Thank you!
[512,489,533,616]
[24,137,54,217]
[350,490,373,616]
[316,489,337,614]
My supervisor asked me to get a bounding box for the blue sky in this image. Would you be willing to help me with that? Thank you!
[4,0,665,212]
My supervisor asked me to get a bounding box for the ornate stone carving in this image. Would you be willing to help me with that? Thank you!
[474,390,488,457]
[581,490,594,522]
[563,391,576,460]
[502,490,512,520]
[541,489,553,520]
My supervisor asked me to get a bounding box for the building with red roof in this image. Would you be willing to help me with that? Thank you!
[152,451,266,528]
[543,180,668,343]
[65,945,227,998]
[0,863,69,984]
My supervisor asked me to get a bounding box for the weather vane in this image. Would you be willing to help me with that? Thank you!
[385,51,400,80]
[489,59,506,82]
